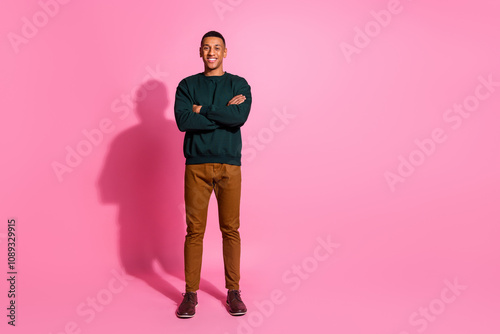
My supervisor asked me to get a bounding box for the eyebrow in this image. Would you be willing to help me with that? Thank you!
[202,44,222,47]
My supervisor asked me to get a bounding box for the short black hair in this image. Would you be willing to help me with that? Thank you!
[201,31,226,47]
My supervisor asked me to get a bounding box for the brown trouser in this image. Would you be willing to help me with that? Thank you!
[183,163,241,292]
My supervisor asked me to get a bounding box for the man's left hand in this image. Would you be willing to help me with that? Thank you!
[227,94,246,106]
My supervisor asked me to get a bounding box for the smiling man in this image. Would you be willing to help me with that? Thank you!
[174,31,252,318]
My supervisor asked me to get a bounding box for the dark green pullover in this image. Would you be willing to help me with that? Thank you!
[174,72,252,165]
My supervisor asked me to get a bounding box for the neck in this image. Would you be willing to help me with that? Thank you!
[204,67,225,77]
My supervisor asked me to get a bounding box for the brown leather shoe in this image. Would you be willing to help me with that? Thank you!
[176,292,198,318]
[226,290,247,316]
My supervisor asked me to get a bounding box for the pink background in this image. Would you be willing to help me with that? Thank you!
[1,0,499,333]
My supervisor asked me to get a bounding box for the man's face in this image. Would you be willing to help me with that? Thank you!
[200,37,227,71]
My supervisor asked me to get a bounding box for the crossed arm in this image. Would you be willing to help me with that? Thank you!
[175,79,251,132]
[192,94,246,113]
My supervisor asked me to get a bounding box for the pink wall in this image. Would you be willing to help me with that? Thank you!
[1,1,499,333]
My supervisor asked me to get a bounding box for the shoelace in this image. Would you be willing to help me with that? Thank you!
[229,290,243,302]
[182,292,196,304]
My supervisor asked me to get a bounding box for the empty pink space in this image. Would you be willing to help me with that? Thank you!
[1,1,499,333]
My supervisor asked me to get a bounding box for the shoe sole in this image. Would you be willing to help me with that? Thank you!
[226,302,247,316]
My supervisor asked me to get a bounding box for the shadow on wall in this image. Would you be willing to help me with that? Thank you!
[97,80,185,302]
[97,80,226,305]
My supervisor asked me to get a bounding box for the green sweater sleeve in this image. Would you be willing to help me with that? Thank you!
[200,79,252,128]
[174,80,219,132]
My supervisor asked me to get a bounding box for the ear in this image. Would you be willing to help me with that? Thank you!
[223,47,228,58]
[199,47,203,57]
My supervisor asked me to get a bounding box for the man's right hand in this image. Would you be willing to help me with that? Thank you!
[227,94,246,106]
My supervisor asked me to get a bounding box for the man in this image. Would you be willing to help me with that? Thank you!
[174,31,252,318]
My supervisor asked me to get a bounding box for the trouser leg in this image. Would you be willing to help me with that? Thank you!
[184,164,213,292]
[213,164,242,290]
